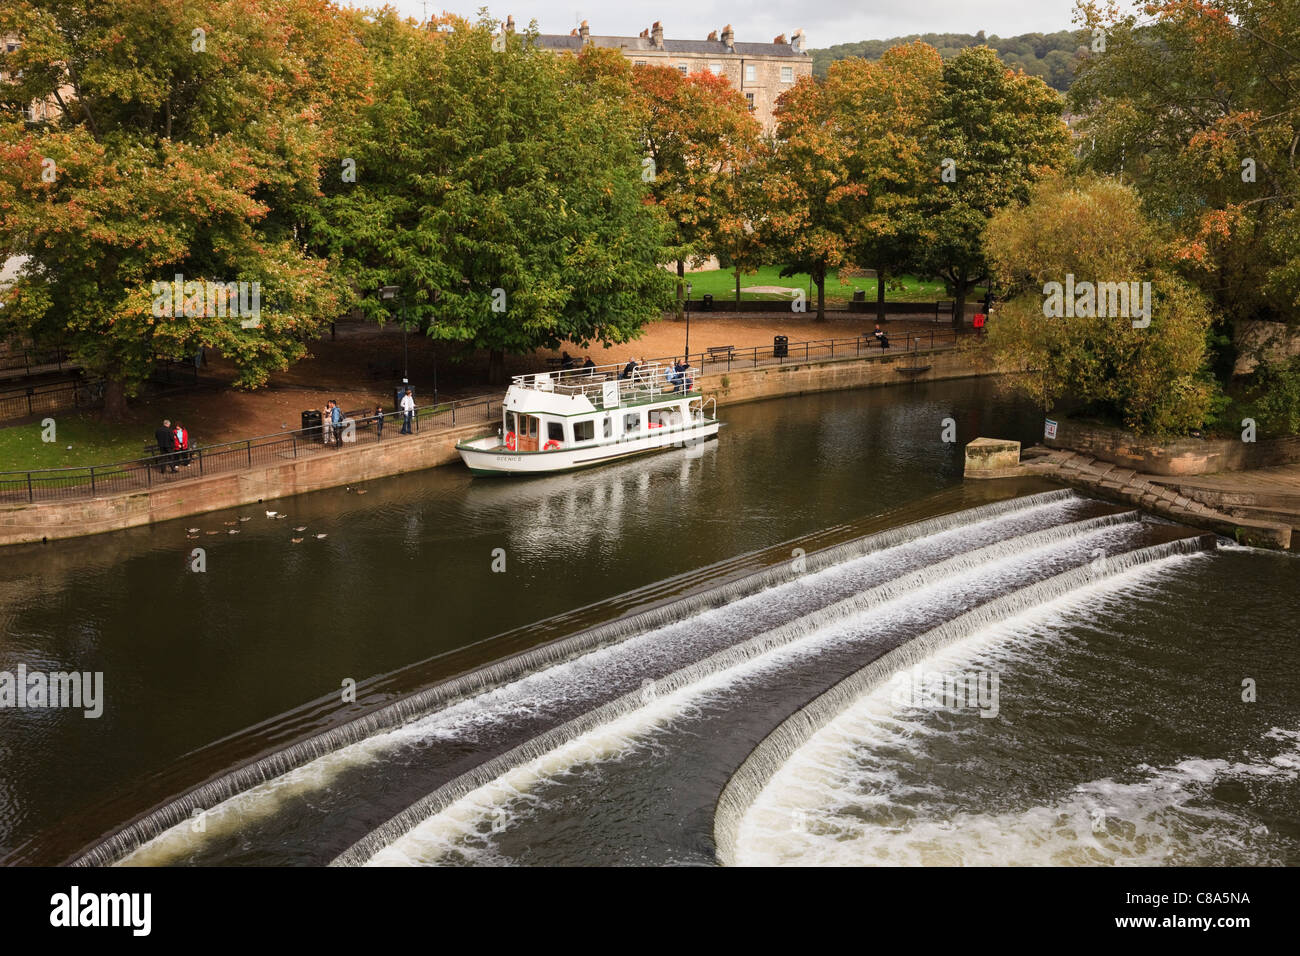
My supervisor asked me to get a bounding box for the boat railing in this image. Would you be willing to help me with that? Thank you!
[512,361,693,406]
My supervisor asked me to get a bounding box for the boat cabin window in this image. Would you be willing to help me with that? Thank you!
[603,416,612,439]
[505,411,517,434]
[547,421,565,443]
[624,411,641,433]
[573,419,595,442]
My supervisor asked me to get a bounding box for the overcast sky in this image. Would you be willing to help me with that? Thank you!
[356,1,1087,44]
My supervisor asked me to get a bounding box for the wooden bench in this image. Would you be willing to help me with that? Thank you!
[706,345,735,363]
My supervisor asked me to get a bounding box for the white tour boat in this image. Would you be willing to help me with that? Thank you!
[456,360,720,476]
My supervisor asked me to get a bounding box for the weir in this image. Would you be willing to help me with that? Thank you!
[328,508,1163,866]
[711,534,1218,866]
[72,489,1079,866]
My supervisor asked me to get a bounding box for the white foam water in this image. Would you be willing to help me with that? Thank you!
[341,526,1197,866]
[713,540,1215,863]
[728,554,1300,867]
[95,491,1087,866]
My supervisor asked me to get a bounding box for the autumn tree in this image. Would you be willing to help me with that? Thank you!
[762,71,867,321]
[1071,0,1300,376]
[316,15,674,385]
[631,63,761,317]
[833,42,944,322]
[0,0,364,419]
[915,46,1071,326]
[984,175,1217,435]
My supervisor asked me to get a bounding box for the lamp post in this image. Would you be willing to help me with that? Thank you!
[377,284,406,380]
[684,281,692,363]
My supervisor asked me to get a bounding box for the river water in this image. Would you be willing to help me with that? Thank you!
[0,378,1295,866]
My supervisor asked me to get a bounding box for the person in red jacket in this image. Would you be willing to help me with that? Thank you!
[173,422,190,466]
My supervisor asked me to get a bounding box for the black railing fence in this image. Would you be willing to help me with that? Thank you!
[0,396,499,505]
[0,379,105,423]
[0,327,978,505]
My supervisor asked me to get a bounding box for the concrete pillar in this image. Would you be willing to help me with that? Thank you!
[964,438,1022,479]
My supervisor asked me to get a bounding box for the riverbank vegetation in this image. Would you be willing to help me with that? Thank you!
[0,2,1073,405]
[0,1,1295,437]
[983,0,1300,437]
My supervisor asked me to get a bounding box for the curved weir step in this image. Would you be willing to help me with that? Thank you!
[75,489,1091,866]
[329,523,1212,866]
[711,534,1218,865]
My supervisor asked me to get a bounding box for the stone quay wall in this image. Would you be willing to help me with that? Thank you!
[1,343,991,547]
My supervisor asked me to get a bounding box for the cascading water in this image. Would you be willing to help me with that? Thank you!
[724,550,1300,867]
[79,488,1095,866]
[330,528,1215,866]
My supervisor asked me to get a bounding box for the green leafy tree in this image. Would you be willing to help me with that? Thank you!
[985,175,1217,435]
[317,15,673,385]
[915,46,1071,326]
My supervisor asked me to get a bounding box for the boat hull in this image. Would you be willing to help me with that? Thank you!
[457,421,721,476]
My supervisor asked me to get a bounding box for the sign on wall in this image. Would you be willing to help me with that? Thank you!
[1044,418,1058,440]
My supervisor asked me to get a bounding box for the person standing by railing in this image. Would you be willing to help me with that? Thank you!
[154,419,178,473]
[374,405,384,439]
[173,421,190,467]
[330,400,344,448]
[400,388,415,434]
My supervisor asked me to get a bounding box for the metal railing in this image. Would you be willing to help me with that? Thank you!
[642,324,977,375]
[0,346,73,376]
[0,395,499,505]
[0,325,978,506]
[0,379,105,423]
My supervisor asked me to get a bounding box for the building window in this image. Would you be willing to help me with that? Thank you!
[745,64,756,82]
[634,60,646,67]
[781,66,794,83]
[745,92,755,111]
[709,62,723,75]
[676,64,688,74]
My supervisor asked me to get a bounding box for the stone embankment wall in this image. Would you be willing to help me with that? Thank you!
[1044,419,1300,476]
[1,344,992,546]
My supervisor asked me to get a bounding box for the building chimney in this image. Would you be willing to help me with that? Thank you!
[579,19,590,42]
[504,15,515,33]
[721,24,734,50]
[639,28,649,39]
[773,33,787,45]
[707,30,718,41]
[569,27,578,36]
[651,21,664,48]
[791,29,805,53]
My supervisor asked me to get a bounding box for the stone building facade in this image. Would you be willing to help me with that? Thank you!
[1,33,67,123]
[533,21,812,132]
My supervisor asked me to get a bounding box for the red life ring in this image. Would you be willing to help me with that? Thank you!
[543,440,561,450]
[648,421,662,429]
[505,431,517,451]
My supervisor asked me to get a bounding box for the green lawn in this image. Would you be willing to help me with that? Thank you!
[682,266,948,303]
[0,413,154,473]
